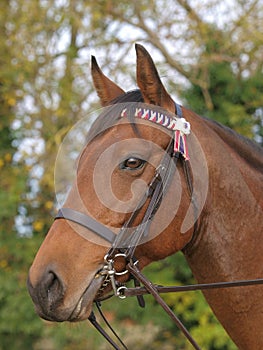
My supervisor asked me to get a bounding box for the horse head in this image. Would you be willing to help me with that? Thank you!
[27,44,200,323]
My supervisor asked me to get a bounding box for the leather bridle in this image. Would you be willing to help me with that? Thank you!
[55,103,263,350]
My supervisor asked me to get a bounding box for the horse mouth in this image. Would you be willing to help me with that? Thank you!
[69,274,105,321]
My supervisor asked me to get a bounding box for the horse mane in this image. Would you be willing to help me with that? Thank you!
[110,89,144,104]
[87,90,143,143]
[204,117,263,173]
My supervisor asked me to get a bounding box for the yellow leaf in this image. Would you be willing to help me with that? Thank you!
[7,97,16,106]
[33,220,44,232]
[4,153,12,162]
[44,201,53,210]
[0,260,8,269]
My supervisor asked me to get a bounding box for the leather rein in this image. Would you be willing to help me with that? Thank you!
[55,103,263,349]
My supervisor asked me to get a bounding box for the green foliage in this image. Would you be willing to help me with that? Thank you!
[182,28,263,141]
[0,236,44,349]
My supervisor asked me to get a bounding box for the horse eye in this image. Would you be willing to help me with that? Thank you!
[120,157,146,170]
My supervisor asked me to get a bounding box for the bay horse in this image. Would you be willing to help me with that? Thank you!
[28,44,263,349]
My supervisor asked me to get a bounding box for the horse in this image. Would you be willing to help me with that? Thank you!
[27,44,263,349]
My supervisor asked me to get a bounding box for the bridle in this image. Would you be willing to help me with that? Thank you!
[55,103,263,350]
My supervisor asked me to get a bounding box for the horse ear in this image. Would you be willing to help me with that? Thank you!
[91,56,125,106]
[135,44,174,112]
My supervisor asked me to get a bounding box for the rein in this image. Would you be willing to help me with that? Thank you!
[55,103,263,349]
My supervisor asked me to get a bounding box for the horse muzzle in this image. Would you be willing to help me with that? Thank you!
[27,268,104,322]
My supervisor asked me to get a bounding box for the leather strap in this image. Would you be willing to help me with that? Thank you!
[55,208,116,243]
[107,140,178,256]
[123,278,263,297]
[175,102,183,118]
[127,261,201,350]
[88,311,126,350]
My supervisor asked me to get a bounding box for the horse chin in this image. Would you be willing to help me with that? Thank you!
[69,275,105,322]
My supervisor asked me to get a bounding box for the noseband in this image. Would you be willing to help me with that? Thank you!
[54,103,263,349]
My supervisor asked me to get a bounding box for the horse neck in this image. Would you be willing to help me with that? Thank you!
[183,112,263,348]
[205,117,263,208]
[185,111,263,279]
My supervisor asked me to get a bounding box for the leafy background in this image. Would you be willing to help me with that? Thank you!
[0,0,262,349]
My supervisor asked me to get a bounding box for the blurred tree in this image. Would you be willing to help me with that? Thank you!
[0,0,262,349]
[0,2,45,349]
[182,25,263,140]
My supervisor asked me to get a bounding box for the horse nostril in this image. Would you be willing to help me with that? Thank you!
[27,267,65,320]
[44,270,64,304]
[46,271,57,291]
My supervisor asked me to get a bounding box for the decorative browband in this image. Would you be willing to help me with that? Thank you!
[120,105,191,160]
